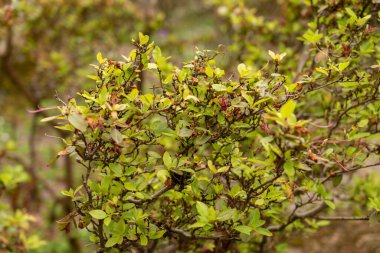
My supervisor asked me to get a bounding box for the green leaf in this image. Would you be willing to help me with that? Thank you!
[163,151,172,168]
[152,46,162,62]
[316,67,328,76]
[135,192,145,200]
[87,75,99,81]
[255,199,265,206]
[178,127,193,138]
[55,124,75,132]
[149,230,166,239]
[139,32,149,45]
[97,52,106,64]
[345,8,357,19]
[234,225,252,235]
[140,94,154,106]
[255,227,272,236]
[148,151,162,159]
[332,175,343,187]
[196,201,209,217]
[110,129,123,144]
[105,236,120,248]
[128,88,139,101]
[188,221,207,228]
[207,160,217,174]
[205,66,213,77]
[147,63,157,70]
[369,197,380,211]
[217,209,235,221]
[89,210,107,220]
[284,161,295,178]
[101,175,112,191]
[61,189,74,198]
[324,200,336,210]
[68,113,87,132]
[217,166,229,173]
[280,99,296,118]
[184,95,200,103]
[113,104,128,111]
[194,135,211,146]
[114,220,126,235]
[140,234,148,246]
[268,50,276,60]
[212,84,227,91]
[110,163,123,177]
[124,182,136,191]
[241,91,253,107]
[357,119,369,128]
[40,115,60,122]
[338,61,350,72]
[98,85,108,105]
[350,132,370,140]
[302,30,323,44]
[237,63,250,77]
[356,15,371,26]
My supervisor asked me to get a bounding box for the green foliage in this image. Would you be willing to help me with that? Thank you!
[52,2,380,248]
[0,165,45,252]
[0,0,380,252]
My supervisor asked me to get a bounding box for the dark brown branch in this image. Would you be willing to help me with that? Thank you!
[268,202,327,232]
[321,162,380,183]
[127,185,173,205]
[170,228,240,241]
[315,216,369,221]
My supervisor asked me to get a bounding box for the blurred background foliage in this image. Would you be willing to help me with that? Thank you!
[0,0,379,252]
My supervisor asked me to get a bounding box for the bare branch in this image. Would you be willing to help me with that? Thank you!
[321,162,380,183]
[170,228,240,241]
[315,216,369,221]
[127,185,173,205]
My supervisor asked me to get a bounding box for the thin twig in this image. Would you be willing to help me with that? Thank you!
[127,185,173,205]
[170,228,240,241]
[315,216,369,221]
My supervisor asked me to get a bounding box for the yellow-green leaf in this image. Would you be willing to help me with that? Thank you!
[234,225,252,235]
[338,61,350,72]
[89,210,107,220]
[96,52,106,64]
[40,115,60,122]
[212,84,227,91]
[255,227,272,236]
[280,100,296,118]
[139,32,149,45]
[163,151,172,168]
[241,91,253,107]
[140,234,148,246]
[105,236,120,248]
[207,160,217,174]
[196,201,209,217]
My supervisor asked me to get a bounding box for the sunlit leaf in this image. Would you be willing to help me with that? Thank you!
[89,210,107,220]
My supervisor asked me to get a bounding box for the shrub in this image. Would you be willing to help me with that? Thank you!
[47,1,379,252]
[0,164,45,252]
